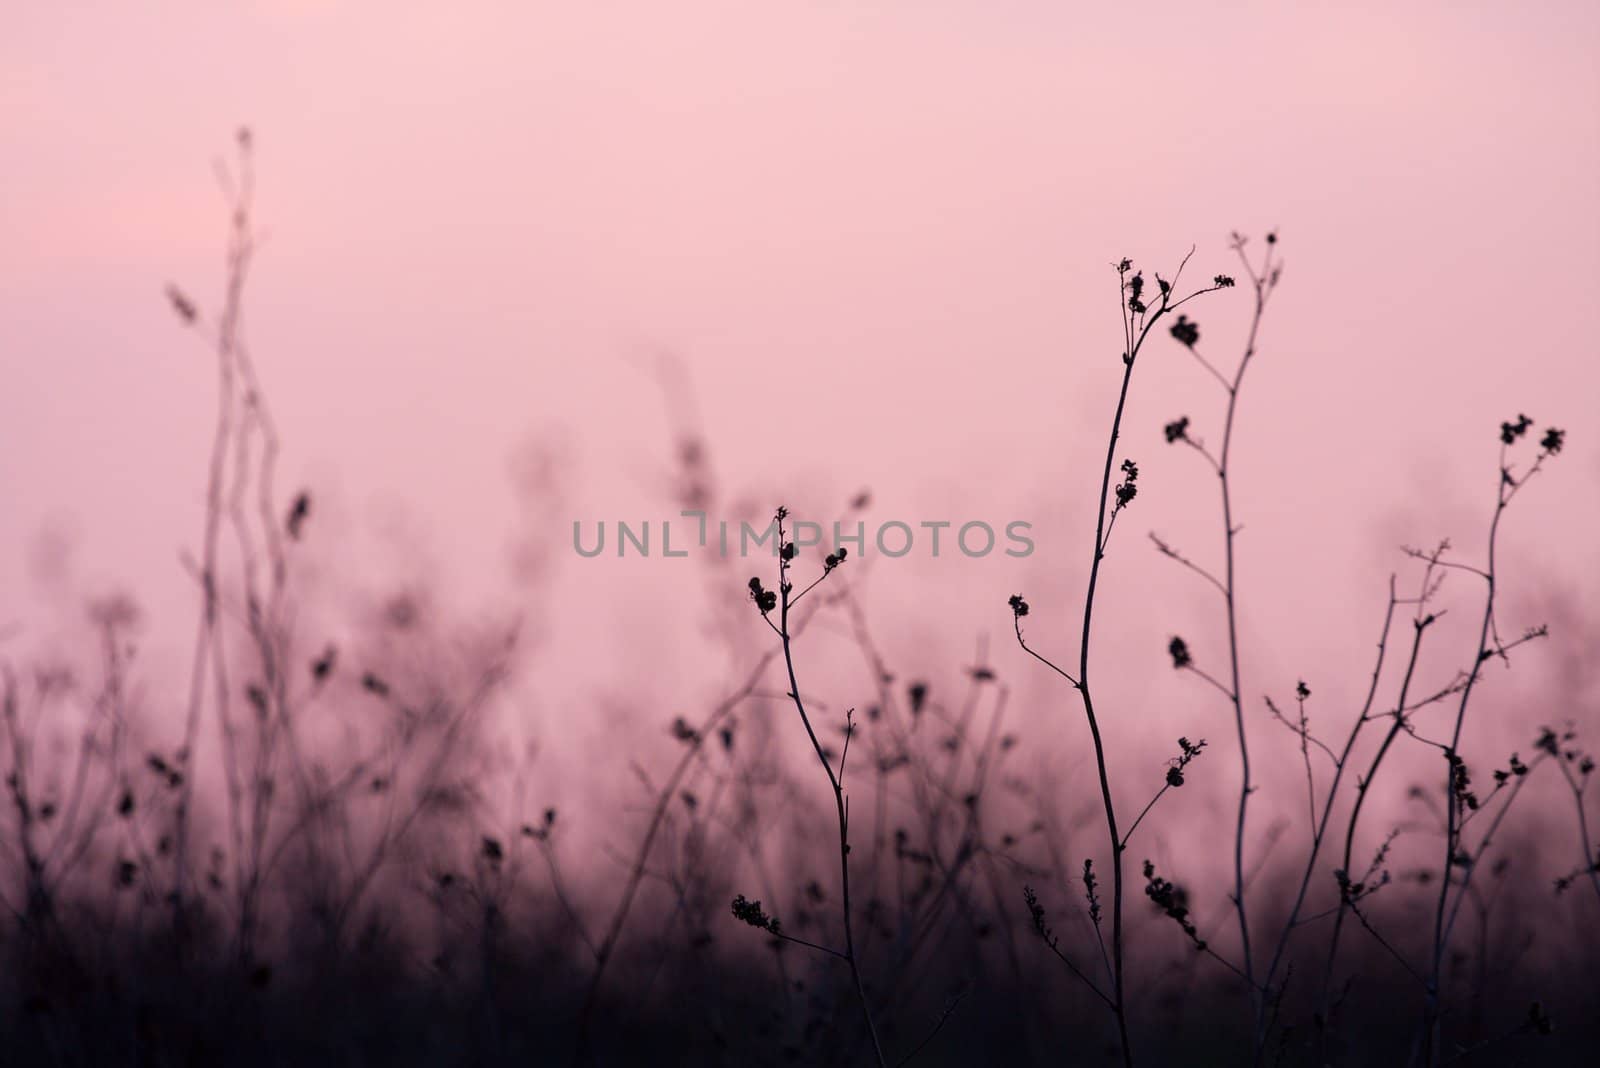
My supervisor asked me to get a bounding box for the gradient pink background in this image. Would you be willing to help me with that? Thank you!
[2,2,1597,865]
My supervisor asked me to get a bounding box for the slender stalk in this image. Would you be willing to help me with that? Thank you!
[1422,440,1552,1064]
[1166,235,1278,1055]
[1256,580,1399,1047]
[771,517,887,1068]
[1319,603,1436,1021]
[1075,336,1143,1068]
[173,149,255,942]
[1216,272,1264,1038]
[1013,256,1232,1067]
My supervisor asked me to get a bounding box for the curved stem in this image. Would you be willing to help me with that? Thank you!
[774,526,887,1068]
[1261,581,1398,1030]
[1424,459,1512,1065]
[1214,246,1275,1047]
[1321,612,1433,1017]
[1077,346,1140,1068]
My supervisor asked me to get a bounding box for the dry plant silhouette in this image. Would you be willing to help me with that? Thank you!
[1,137,1594,1068]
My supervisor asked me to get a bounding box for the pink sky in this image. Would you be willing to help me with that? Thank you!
[2,2,1597,857]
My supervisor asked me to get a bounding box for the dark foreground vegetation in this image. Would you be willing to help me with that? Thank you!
[3,136,1595,1066]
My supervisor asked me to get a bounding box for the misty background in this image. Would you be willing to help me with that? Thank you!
[0,14,1597,1066]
